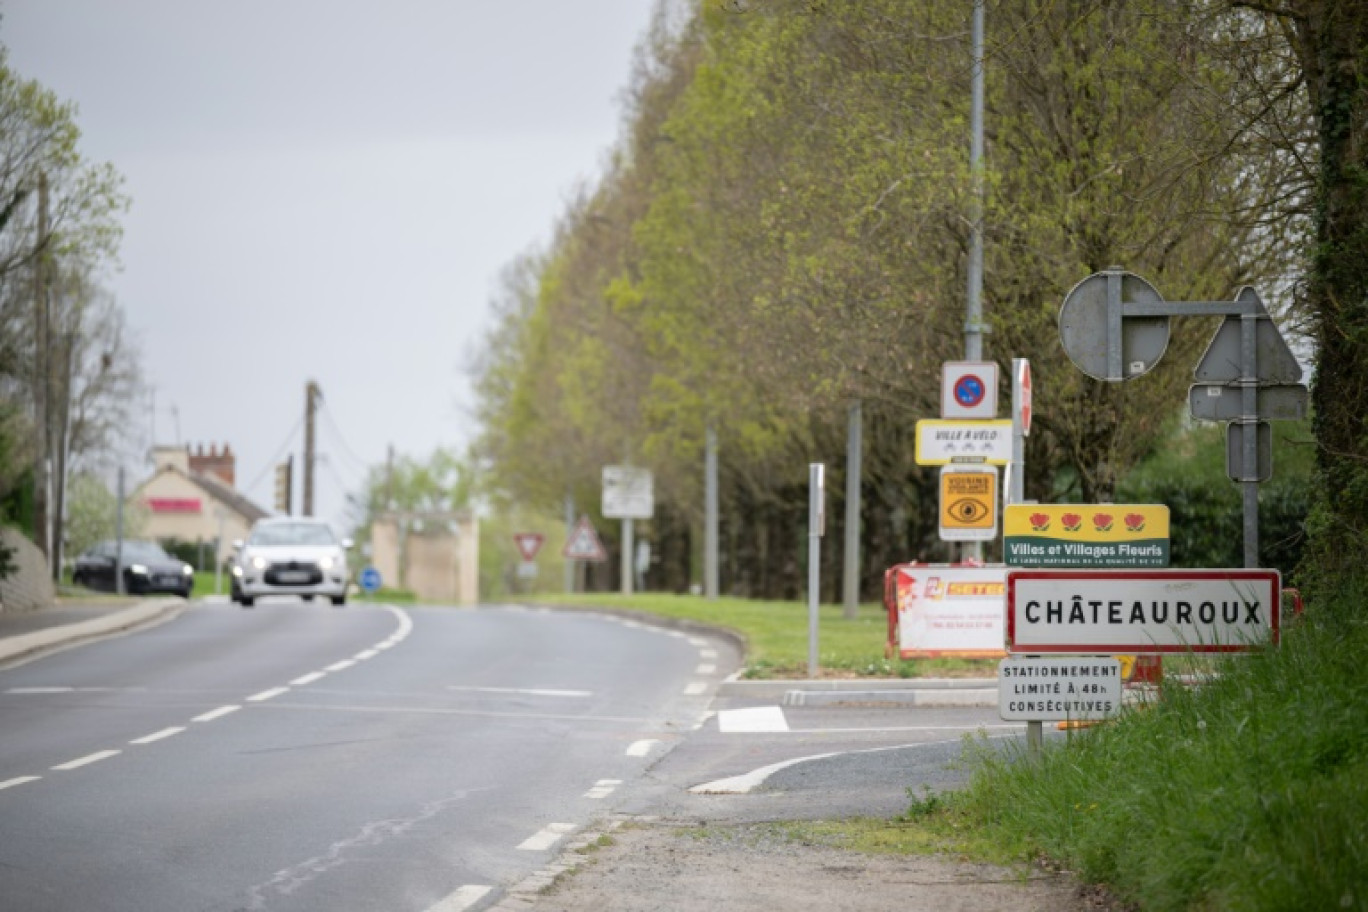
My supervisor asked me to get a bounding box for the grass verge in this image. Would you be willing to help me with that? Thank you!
[892,587,1368,911]
[528,591,997,679]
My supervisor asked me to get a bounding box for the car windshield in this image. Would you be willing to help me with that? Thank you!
[114,541,173,562]
[248,522,337,547]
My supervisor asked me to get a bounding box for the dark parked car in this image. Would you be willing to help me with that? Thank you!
[72,540,194,597]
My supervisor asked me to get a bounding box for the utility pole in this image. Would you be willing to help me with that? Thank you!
[32,172,50,560]
[704,424,719,600]
[963,0,988,565]
[303,380,320,516]
[842,401,862,618]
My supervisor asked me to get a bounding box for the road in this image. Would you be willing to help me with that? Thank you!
[0,600,742,912]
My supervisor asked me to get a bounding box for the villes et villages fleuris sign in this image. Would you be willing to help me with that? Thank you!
[1004,504,1170,568]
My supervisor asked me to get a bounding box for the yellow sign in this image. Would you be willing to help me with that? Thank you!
[1003,504,1170,567]
[939,466,997,541]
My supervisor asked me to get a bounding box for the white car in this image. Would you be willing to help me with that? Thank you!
[231,518,352,607]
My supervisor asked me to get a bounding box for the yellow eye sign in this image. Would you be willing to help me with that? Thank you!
[940,466,998,541]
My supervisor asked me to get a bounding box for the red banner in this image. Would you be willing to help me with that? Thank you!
[147,497,202,514]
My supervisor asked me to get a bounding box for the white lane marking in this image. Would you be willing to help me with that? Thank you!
[52,750,120,771]
[688,637,707,646]
[290,672,326,686]
[354,649,378,660]
[325,660,355,672]
[6,686,73,693]
[683,681,707,696]
[375,641,396,649]
[130,726,185,745]
[516,822,576,851]
[583,779,622,799]
[695,663,716,675]
[0,776,41,790]
[446,686,592,698]
[425,884,494,912]
[626,739,660,757]
[718,706,790,733]
[700,649,718,660]
[193,705,240,722]
[247,687,289,702]
[692,710,716,731]
[385,604,414,641]
[690,736,1018,794]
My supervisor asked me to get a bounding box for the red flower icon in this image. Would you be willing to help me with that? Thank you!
[1029,512,1050,532]
[1124,513,1146,532]
[1061,513,1083,532]
[1094,513,1114,532]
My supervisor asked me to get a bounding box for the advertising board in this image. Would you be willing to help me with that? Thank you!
[887,563,1006,659]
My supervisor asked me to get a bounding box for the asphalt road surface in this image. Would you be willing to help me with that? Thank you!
[0,600,743,912]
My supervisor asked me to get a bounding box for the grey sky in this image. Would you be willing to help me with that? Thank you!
[4,1,658,526]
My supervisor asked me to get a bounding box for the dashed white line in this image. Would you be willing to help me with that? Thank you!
[517,822,576,851]
[699,648,718,660]
[130,727,185,745]
[688,637,707,647]
[247,687,289,702]
[290,672,326,686]
[6,686,73,694]
[0,776,41,790]
[684,681,707,696]
[52,750,120,771]
[425,884,494,912]
[325,660,355,672]
[583,779,622,799]
[695,663,716,675]
[626,739,660,757]
[193,705,240,722]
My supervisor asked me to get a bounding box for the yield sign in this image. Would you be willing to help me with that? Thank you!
[513,532,544,562]
[562,516,608,562]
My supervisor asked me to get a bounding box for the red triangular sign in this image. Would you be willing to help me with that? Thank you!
[513,532,544,562]
[562,516,608,562]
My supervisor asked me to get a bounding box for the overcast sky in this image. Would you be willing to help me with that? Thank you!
[3,1,658,527]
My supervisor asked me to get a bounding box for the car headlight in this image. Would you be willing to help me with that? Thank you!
[251,555,267,570]
[129,563,148,575]
[232,565,243,578]
[320,555,335,570]
[182,564,194,576]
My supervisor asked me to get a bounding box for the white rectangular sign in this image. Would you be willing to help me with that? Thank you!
[602,465,654,519]
[914,420,1013,465]
[998,656,1122,721]
[941,361,999,419]
[1007,570,1280,654]
[888,564,1006,658]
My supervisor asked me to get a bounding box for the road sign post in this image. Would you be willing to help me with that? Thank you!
[602,466,654,595]
[1058,271,1306,569]
[808,463,825,678]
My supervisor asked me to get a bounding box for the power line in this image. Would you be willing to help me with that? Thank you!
[319,400,371,476]
[241,415,305,497]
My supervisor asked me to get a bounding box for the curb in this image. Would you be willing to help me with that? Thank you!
[0,598,187,665]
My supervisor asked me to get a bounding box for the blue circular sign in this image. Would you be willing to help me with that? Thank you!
[953,374,987,408]
[359,566,383,593]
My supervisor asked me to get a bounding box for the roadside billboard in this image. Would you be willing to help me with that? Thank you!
[885,563,1007,659]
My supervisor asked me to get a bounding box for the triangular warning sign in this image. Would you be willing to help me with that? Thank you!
[562,516,608,562]
[513,532,544,562]
[1194,286,1303,383]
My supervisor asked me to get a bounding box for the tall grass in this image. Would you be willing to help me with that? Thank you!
[946,587,1368,910]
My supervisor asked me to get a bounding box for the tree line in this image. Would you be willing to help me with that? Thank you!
[473,0,1364,603]
[0,41,142,578]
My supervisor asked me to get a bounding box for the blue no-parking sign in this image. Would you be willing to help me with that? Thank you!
[359,566,383,593]
[941,361,1000,419]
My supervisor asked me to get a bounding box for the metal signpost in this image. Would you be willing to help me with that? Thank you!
[1059,270,1306,568]
[602,466,654,595]
[808,463,825,678]
[514,532,544,582]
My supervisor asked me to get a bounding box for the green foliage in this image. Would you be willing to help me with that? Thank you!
[1117,419,1315,578]
[938,584,1368,911]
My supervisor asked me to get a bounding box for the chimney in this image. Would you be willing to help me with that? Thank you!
[189,441,237,487]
